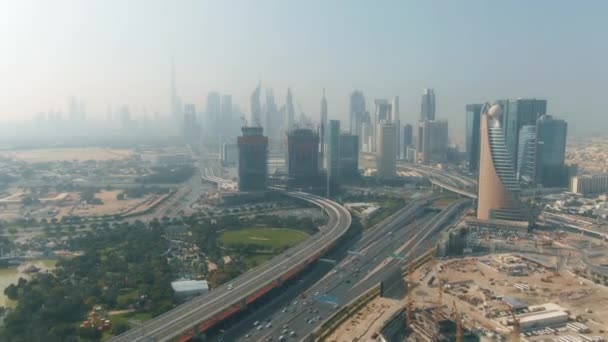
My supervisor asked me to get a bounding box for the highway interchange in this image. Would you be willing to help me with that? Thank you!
[110,190,351,342]
[239,198,470,342]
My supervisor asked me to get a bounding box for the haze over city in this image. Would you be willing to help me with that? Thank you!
[2,2,608,342]
[1,0,607,135]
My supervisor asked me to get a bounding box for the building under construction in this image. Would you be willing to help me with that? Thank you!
[287,128,320,187]
[237,126,268,191]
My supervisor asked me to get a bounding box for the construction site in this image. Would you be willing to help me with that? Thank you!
[326,228,608,342]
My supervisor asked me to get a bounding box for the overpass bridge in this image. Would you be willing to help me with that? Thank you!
[110,189,351,342]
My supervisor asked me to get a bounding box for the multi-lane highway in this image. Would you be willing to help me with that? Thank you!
[232,198,470,342]
[110,191,351,342]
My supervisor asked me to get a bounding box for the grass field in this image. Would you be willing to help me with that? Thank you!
[219,227,309,250]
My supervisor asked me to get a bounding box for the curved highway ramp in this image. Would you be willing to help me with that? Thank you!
[110,190,351,342]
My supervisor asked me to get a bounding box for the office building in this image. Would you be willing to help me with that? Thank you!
[319,89,328,169]
[349,90,366,137]
[286,88,295,131]
[361,122,374,153]
[535,115,568,187]
[477,104,527,221]
[516,125,536,184]
[402,123,413,148]
[374,99,391,123]
[570,174,608,195]
[265,89,279,143]
[339,133,359,181]
[376,122,397,179]
[327,120,341,196]
[416,120,448,164]
[287,128,319,186]
[237,127,268,191]
[465,104,483,173]
[250,84,262,126]
[498,98,547,168]
[391,96,401,158]
[420,88,436,121]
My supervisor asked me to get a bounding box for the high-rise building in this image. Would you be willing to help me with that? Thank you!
[516,125,536,184]
[287,128,319,186]
[319,89,328,169]
[374,99,391,123]
[327,120,341,196]
[250,84,262,127]
[376,122,397,179]
[349,90,366,138]
[361,122,374,153]
[420,88,436,121]
[221,143,238,166]
[465,104,483,173]
[339,133,359,181]
[535,115,568,187]
[497,98,547,168]
[237,126,268,191]
[286,88,295,131]
[391,96,401,158]
[402,124,413,147]
[416,120,448,164]
[477,104,527,221]
[265,89,279,143]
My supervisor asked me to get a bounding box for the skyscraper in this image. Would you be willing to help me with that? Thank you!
[221,95,232,120]
[477,104,527,221]
[287,128,319,186]
[516,125,536,183]
[319,89,328,169]
[420,88,436,121]
[416,120,448,164]
[250,84,262,127]
[286,88,295,131]
[535,115,568,187]
[465,104,483,173]
[327,120,341,196]
[339,133,359,181]
[498,98,547,168]
[391,96,401,158]
[238,126,268,191]
[402,123,413,149]
[376,122,397,179]
[264,89,279,143]
[349,90,366,138]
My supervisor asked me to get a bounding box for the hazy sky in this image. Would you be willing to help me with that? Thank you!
[1,0,607,135]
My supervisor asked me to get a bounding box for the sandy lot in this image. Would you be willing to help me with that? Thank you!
[70,190,151,217]
[0,148,132,162]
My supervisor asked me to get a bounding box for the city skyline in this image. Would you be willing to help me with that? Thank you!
[1,1,607,136]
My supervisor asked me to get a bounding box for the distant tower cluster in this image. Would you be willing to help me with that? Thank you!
[416,88,448,164]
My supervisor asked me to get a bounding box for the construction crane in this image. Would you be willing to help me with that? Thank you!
[452,300,464,342]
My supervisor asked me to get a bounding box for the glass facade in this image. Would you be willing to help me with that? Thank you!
[465,104,482,172]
